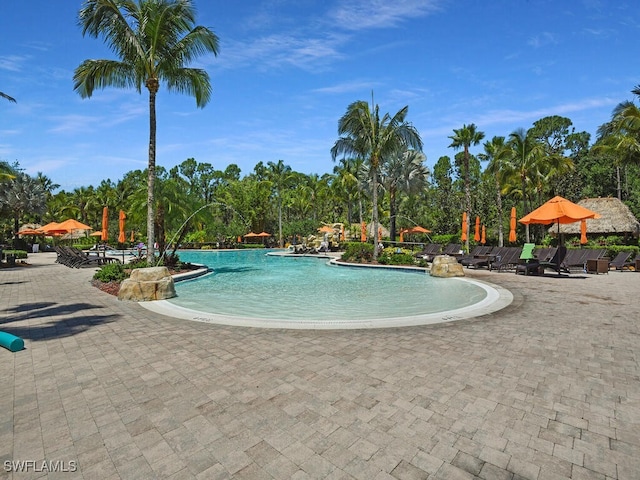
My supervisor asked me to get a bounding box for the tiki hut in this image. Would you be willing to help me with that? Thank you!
[551,197,640,237]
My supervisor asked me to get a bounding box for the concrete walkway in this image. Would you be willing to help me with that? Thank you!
[0,252,639,479]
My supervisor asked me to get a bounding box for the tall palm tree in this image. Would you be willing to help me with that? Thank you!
[479,136,510,246]
[448,123,485,252]
[381,149,428,242]
[331,98,422,259]
[0,173,46,245]
[504,128,544,243]
[266,160,293,247]
[74,0,219,262]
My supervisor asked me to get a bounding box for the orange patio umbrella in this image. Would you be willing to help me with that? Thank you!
[256,232,271,237]
[118,210,126,244]
[39,221,69,236]
[474,216,481,242]
[237,235,242,243]
[509,207,517,243]
[360,222,367,242]
[519,196,601,226]
[580,219,588,244]
[317,225,334,233]
[461,212,467,242]
[408,225,431,234]
[399,228,408,243]
[101,207,109,242]
[244,232,258,237]
[56,219,92,232]
[481,225,486,245]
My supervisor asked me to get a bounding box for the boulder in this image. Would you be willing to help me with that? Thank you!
[118,266,177,301]
[430,255,464,278]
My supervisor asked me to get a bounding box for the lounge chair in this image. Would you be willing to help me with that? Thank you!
[562,248,607,273]
[415,243,442,262]
[515,244,538,275]
[516,245,568,275]
[609,251,633,271]
[459,246,493,266]
[441,243,463,256]
[490,246,523,272]
[465,246,502,269]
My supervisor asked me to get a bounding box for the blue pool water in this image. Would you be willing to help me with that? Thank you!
[167,250,489,321]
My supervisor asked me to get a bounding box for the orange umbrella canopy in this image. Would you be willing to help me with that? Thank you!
[509,207,517,243]
[461,212,467,242]
[519,196,601,225]
[407,225,431,234]
[256,232,271,237]
[56,218,92,231]
[244,232,258,237]
[101,207,109,241]
[118,210,126,243]
[39,221,69,236]
[474,216,481,241]
[90,231,103,237]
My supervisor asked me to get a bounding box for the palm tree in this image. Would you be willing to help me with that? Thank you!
[503,128,544,243]
[479,136,510,246]
[0,173,46,245]
[331,98,422,259]
[266,160,293,247]
[381,149,428,242]
[74,0,219,262]
[448,123,485,252]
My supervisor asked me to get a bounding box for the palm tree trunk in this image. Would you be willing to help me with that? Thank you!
[464,147,471,252]
[372,168,380,260]
[616,165,622,200]
[278,196,283,247]
[389,188,397,243]
[146,82,158,263]
[495,175,503,247]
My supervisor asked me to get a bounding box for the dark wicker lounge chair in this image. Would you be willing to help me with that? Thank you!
[609,251,633,271]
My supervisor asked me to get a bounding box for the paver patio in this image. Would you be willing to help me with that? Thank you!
[0,252,639,479]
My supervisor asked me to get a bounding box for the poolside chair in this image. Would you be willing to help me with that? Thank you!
[490,246,523,272]
[441,243,463,256]
[515,243,539,275]
[459,246,493,266]
[609,251,633,271]
[415,243,442,262]
[539,245,568,275]
[465,246,502,269]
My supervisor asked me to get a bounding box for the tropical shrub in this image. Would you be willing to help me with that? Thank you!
[93,262,127,282]
[2,249,28,260]
[378,247,416,266]
[341,242,374,262]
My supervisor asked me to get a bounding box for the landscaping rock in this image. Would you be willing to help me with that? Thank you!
[430,255,464,278]
[117,266,176,301]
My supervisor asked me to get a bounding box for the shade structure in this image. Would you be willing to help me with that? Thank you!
[580,219,588,244]
[317,225,334,233]
[56,219,92,231]
[519,196,601,225]
[118,210,126,244]
[474,216,481,242]
[408,225,431,234]
[361,222,367,242]
[244,232,258,237]
[101,207,109,242]
[509,207,517,243]
[39,221,69,236]
[461,212,467,242]
[519,196,600,275]
[399,228,409,243]
[481,225,486,244]
[256,232,271,237]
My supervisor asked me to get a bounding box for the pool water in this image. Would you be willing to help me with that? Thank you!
[168,250,489,321]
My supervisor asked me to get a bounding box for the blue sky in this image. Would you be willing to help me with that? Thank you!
[1,0,637,191]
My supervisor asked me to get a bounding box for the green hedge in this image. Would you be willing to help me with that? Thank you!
[2,249,28,260]
[341,242,374,262]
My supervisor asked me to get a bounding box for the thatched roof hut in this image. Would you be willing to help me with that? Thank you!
[551,197,640,236]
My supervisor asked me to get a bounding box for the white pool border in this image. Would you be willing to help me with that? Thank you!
[139,257,513,329]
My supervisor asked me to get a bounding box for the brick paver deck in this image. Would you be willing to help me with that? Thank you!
[1,252,638,479]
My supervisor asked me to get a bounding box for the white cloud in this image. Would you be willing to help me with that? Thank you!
[0,55,29,72]
[527,32,557,48]
[329,0,442,30]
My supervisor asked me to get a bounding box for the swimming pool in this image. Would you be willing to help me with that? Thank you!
[141,250,512,329]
